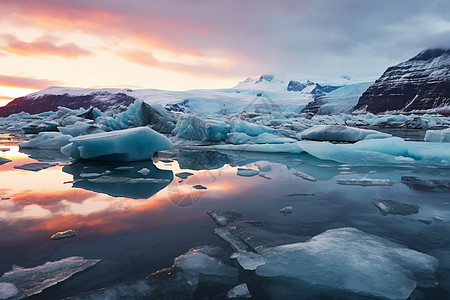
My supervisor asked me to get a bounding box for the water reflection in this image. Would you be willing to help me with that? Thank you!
[19,148,71,163]
[63,160,174,199]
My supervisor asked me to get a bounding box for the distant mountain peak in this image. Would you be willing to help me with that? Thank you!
[409,48,450,62]
[255,74,274,84]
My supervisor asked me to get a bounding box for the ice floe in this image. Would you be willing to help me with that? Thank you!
[254,227,438,300]
[227,283,251,299]
[236,168,260,177]
[13,162,57,172]
[401,176,450,192]
[299,125,391,142]
[425,128,450,142]
[18,132,71,149]
[0,256,100,299]
[371,199,419,216]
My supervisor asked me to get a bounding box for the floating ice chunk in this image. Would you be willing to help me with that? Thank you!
[0,256,100,299]
[214,227,249,252]
[299,125,391,142]
[371,199,419,216]
[278,206,293,215]
[293,170,317,182]
[58,121,104,137]
[255,227,438,300]
[192,184,207,190]
[88,176,170,184]
[21,122,47,134]
[337,178,395,186]
[425,128,450,143]
[299,137,450,166]
[51,229,77,240]
[137,168,150,175]
[230,252,265,271]
[79,170,110,178]
[61,127,173,162]
[172,115,229,141]
[13,162,57,172]
[237,168,260,177]
[206,211,243,227]
[230,120,277,136]
[19,132,71,149]
[173,248,237,278]
[175,172,194,179]
[227,283,251,299]
[401,176,450,192]
[206,142,304,154]
[0,157,11,165]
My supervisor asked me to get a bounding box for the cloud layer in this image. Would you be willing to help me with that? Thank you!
[1,0,450,91]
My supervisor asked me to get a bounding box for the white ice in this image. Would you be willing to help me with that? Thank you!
[425,128,450,143]
[0,256,100,299]
[227,283,251,299]
[255,227,438,300]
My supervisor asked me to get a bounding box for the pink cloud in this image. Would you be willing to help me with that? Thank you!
[2,34,91,58]
[0,74,63,89]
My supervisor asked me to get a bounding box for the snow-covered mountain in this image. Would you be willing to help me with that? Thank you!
[354,49,450,115]
[302,82,373,115]
[0,75,342,117]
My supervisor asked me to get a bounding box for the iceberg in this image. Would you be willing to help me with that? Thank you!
[425,128,450,143]
[61,127,173,162]
[18,132,72,149]
[229,119,277,136]
[172,115,229,141]
[0,256,100,299]
[278,206,293,215]
[255,228,438,300]
[299,125,391,142]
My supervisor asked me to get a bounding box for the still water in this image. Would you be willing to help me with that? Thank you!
[1,132,450,299]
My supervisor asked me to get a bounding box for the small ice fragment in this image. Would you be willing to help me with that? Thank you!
[192,185,207,190]
[14,162,57,172]
[51,229,77,240]
[175,172,194,179]
[279,206,293,215]
[286,193,315,197]
[214,227,248,252]
[79,172,102,178]
[258,174,271,180]
[337,178,394,186]
[206,211,243,227]
[137,168,151,175]
[371,199,419,216]
[237,168,260,177]
[293,170,317,182]
[114,166,134,170]
[227,283,251,299]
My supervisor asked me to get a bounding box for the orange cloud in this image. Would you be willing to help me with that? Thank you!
[2,34,91,58]
[0,74,63,89]
[120,49,234,77]
[10,189,95,211]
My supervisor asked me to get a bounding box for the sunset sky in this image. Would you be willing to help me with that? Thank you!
[1,0,450,106]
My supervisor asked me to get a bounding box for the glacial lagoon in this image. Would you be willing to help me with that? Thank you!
[1,131,450,299]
